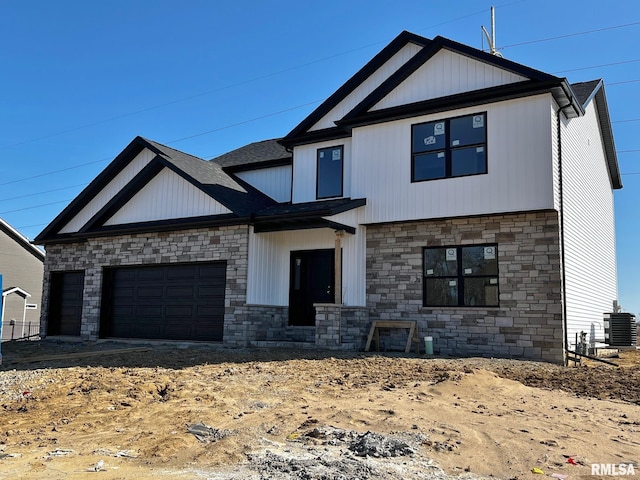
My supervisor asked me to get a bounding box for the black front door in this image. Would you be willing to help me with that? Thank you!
[289,249,335,326]
[48,271,84,336]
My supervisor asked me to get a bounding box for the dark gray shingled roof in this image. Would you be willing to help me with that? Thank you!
[211,139,291,169]
[143,137,246,192]
[141,137,276,215]
[570,80,601,107]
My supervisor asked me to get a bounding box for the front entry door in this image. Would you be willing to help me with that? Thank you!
[289,249,334,326]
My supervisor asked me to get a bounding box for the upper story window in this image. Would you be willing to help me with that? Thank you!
[412,113,487,182]
[317,145,343,199]
[423,244,499,307]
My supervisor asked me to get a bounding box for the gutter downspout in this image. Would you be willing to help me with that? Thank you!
[557,101,573,366]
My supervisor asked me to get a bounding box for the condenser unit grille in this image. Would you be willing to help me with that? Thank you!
[604,313,637,347]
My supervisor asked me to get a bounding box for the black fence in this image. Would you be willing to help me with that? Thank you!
[1,320,40,342]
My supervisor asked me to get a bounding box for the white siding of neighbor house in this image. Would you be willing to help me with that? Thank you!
[372,49,528,111]
[104,168,231,225]
[292,139,352,204]
[59,148,155,233]
[559,100,618,347]
[247,225,366,307]
[235,165,292,202]
[350,94,555,224]
[309,42,422,131]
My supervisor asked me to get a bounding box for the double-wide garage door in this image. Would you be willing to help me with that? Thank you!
[101,262,226,342]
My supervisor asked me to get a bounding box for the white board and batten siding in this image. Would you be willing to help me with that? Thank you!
[59,148,155,233]
[560,100,618,346]
[351,94,555,224]
[235,165,292,203]
[105,168,232,225]
[292,139,352,204]
[372,49,528,111]
[309,42,422,131]
[247,225,366,307]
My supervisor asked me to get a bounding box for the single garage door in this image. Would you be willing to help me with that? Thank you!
[100,262,226,341]
[48,271,85,336]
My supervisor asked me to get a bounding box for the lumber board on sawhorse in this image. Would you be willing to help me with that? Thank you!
[364,321,420,354]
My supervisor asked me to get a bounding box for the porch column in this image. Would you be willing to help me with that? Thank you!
[334,230,344,305]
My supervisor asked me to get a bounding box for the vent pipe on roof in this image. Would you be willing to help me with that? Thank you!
[482,6,503,57]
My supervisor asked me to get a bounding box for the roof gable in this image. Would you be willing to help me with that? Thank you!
[103,168,234,227]
[280,31,429,147]
[369,48,528,111]
[281,33,582,146]
[35,137,277,244]
[307,41,423,132]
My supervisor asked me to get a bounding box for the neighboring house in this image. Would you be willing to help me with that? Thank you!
[1,218,45,340]
[34,32,622,364]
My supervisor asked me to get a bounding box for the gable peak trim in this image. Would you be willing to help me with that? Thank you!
[280,31,432,147]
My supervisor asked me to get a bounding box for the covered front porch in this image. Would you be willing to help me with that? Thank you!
[228,198,369,349]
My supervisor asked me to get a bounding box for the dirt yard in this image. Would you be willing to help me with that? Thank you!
[1,341,639,479]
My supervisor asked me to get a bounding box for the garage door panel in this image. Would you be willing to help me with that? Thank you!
[167,285,195,298]
[114,269,136,281]
[167,267,198,280]
[138,269,165,282]
[136,305,163,317]
[196,325,223,339]
[113,286,135,298]
[197,305,225,317]
[137,286,164,298]
[198,285,225,297]
[133,325,163,338]
[198,265,225,280]
[101,261,227,342]
[60,306,79,317]
[164,325,188,337]
[165,305,194,317]
[111,322,133,337]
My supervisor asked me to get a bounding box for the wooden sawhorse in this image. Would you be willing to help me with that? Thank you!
[364,320,421,354]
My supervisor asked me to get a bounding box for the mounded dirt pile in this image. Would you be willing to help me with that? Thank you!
[1,341,639,479]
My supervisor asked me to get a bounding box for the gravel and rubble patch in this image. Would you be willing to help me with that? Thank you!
[201,427,484,480]
[299,426,422,458]
[0,368,59,402]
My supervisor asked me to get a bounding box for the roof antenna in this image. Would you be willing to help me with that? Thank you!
[482,6,503,57]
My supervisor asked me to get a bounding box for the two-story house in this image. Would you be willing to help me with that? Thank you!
[1,218,45,340]
[34,32,621,364]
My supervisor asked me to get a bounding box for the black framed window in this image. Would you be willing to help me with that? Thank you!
[412,113,487,182]
[317,145,343,199]
[423,244,499,307]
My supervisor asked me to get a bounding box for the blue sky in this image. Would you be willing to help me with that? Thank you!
[0,0,638,315]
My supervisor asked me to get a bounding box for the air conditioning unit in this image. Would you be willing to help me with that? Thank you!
[603,313,637,347]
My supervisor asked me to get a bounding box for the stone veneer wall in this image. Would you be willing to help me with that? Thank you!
[315,304,370,349]
[233,304,317,346]
[40,226,249,344]
[366,211,564,363]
